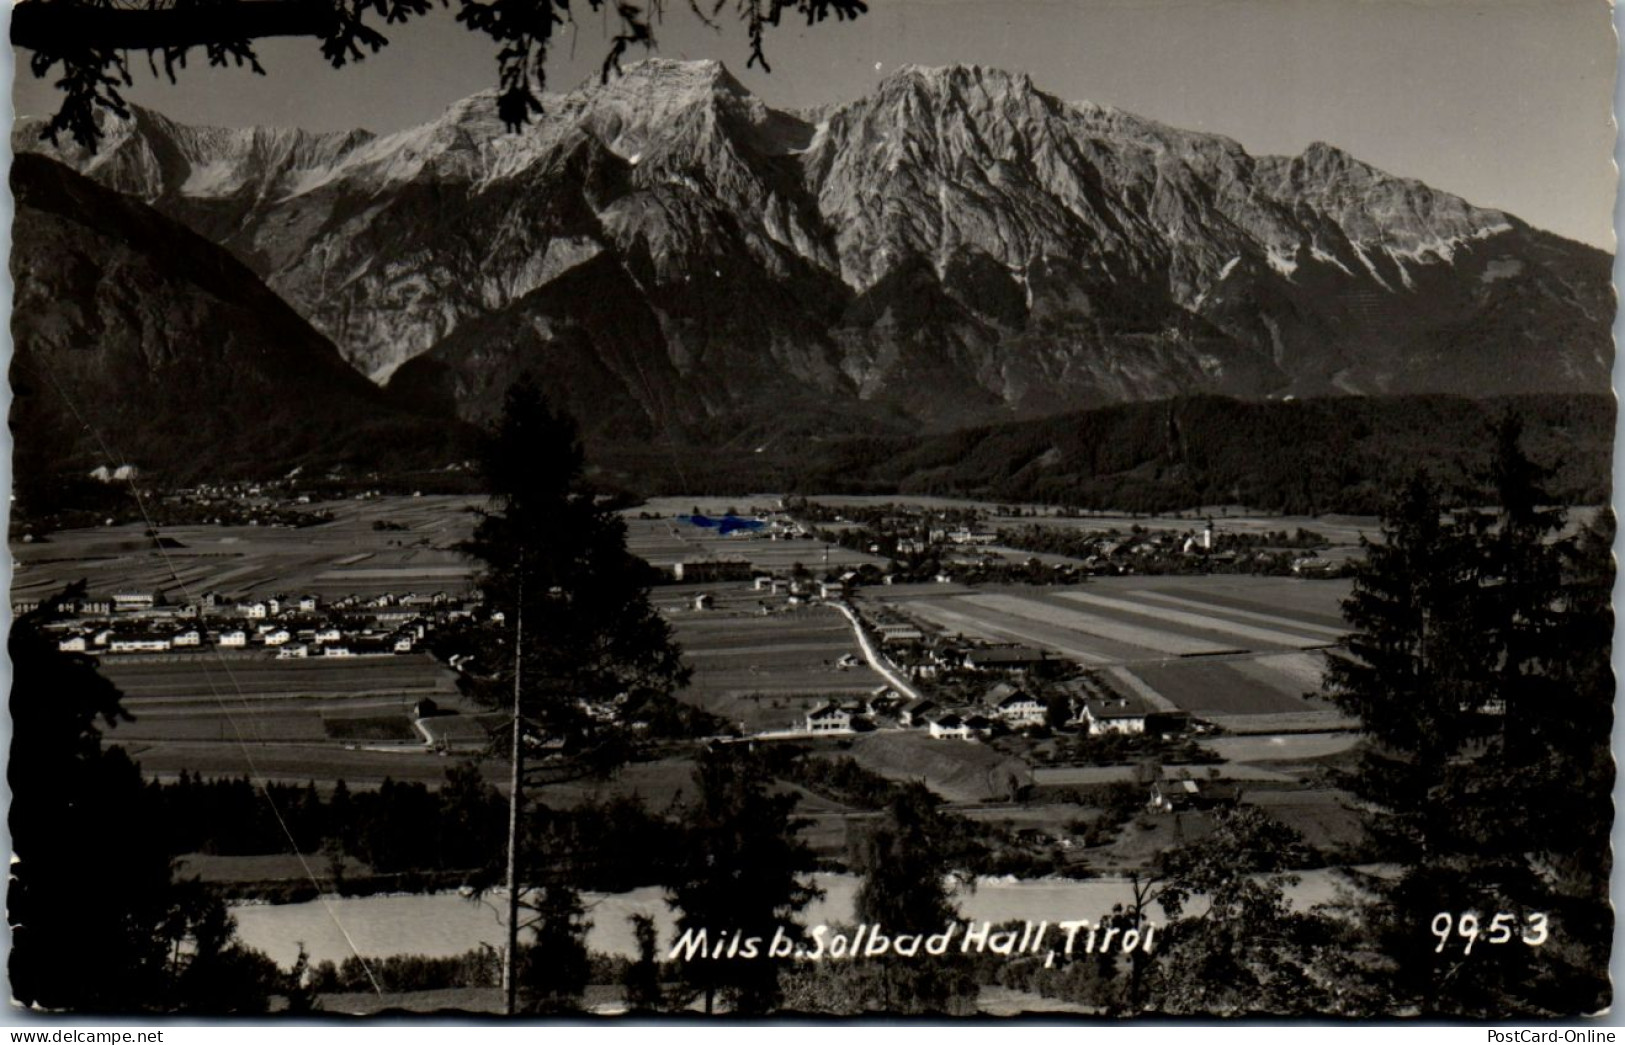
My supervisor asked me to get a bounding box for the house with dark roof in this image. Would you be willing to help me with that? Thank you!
[1081,691,1153,735]
[1148,778,1240,813]
[963,645,1052,673]
[898,698,938,728]
[805,701,853,734]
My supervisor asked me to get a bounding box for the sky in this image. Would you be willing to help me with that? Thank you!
[8,0,1620,249]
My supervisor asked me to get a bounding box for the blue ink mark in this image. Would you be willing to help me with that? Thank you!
[680,514,767,535]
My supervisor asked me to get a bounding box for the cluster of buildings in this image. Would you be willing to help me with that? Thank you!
[800,675,1181,743]
[36,588,473,659]
[674,561,871,610]
[801,681,1045,740]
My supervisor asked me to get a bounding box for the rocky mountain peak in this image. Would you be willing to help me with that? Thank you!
[867,62,1048,122]
[604,57,747,97]
[1288,139,1383,186]
[14,63,1608,427]
[884,63,1034,92]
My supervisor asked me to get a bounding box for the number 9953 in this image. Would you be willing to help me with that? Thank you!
[1431,911,1548,954]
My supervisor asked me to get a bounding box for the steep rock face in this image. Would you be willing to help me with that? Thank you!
[17,60,1613,439]
[8,154,468,482]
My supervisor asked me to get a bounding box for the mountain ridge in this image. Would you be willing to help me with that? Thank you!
[15,59,1613,442]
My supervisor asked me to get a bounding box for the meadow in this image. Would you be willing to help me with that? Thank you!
[652,583,885,734]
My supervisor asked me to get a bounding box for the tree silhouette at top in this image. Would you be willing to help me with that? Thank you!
[15,0,870,150]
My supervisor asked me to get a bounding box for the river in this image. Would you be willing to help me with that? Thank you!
[231,869,1371,968]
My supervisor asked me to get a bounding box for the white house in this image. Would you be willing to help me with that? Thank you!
[323,646,354,657]
[172,629,202,647]
[217,630,248,648]
[927,714,974,741]
[243,602,269,619]
[804,702,853,734]
[112,592,155,612]
[110,636,171,653]
[298,595,319,612]
[1082,694,1150,735]
[263,629,292,646]
[57,635,87,652]
[276,644,310,659]
[314,628,343,644]
[996,691,1048,728]
[393,635,414,653]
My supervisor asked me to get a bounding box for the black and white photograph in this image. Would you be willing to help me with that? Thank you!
[4,0,1618,1022]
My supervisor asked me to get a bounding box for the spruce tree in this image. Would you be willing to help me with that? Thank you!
[456,375,689,1011]
[847,783,977,1014]
[1323,420,1613,1016]
[460,374,688,761]
[666,745,819,1014]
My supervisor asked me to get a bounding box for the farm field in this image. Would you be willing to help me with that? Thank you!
[1032,763,1297,786]
[786,494,1381,546]
[20,493,1369,837]
[125,740,497,789]
[90,650,483,783]
[844,732,1033,804]
[12,495,483,603]
[1244,789,1367,853]
[872,575,1353,727]
[874,577,1346,666]
[990,510,1379,548]
[654,587,885,733]
[1198,732,1362,763]
[1127,661,1318,716]
[102,653,460,704]
[623,514,883,573]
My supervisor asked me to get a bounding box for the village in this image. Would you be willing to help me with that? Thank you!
[24,588,472,661]
[614,495,1359,842]
[672,557,1198,747]
[10,490,1362,843]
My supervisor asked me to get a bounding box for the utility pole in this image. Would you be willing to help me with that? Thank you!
[503,584,524,1016]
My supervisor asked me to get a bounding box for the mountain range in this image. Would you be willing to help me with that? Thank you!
[16,59,1613,452]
